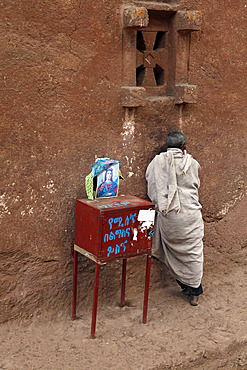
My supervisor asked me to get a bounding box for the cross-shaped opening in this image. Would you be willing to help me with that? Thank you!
[136,31,166,87]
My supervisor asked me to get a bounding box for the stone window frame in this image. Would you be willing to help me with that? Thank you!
[121,2,202,107]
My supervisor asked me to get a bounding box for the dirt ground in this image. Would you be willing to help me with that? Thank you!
[0,246,247,370]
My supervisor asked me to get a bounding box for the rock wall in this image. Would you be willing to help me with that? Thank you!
[0,0,246,322]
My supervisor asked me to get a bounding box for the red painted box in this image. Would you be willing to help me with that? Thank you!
[74,195,155,264]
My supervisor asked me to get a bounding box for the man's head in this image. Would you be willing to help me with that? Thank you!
[166,131,186,150]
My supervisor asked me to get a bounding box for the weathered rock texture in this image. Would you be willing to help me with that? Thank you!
[0,0,246,322]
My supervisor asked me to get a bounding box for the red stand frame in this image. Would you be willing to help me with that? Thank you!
[72,250,78,321]
[120,258,127,307]
[72,252,152,338]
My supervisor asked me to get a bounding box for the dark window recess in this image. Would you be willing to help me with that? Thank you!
[153,32,166,50]
[136,66,146,86]
[136,31,146,51]
[136,31,166,87]
[154,65,164,85]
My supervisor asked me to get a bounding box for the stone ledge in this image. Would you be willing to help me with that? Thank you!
[175,84,198,104]
[121,86,147,107]
[146,96,175,106]
[133,1,179,12]
[176,11,202,32]
[123,6,149,28]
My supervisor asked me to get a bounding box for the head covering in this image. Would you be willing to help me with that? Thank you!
[165,148,192,214]
[91,158,120,178]
[146,148,192,214]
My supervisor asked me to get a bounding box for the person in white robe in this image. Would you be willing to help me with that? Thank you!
[145,131,204,306]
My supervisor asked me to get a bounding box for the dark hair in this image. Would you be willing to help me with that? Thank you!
[105,168,113,181]
[166,131,186,149]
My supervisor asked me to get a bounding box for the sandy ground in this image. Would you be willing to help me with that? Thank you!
[1,251,247,369]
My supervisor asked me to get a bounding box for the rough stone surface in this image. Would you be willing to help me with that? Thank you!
[176,10,202,31]
[121,86,146,107]
[132,1,179,12]
[0,0,247,324]
[122,6,149,28]
[175,83,198,104]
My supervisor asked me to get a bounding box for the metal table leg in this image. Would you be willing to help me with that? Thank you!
[142,254,151,324]
[91,263,101,339]
[120,258,127,307]
[72,250,78,320]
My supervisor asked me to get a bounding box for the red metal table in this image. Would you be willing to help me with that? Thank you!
[72,195,155,338]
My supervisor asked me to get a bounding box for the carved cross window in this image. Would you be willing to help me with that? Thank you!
[122,6,202,107]
[136,31,167,87]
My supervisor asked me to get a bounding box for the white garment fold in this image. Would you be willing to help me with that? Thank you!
[146,148,203,288]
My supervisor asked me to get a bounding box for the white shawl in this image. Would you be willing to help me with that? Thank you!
[146,148,192,214]
[145,149,204,288]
